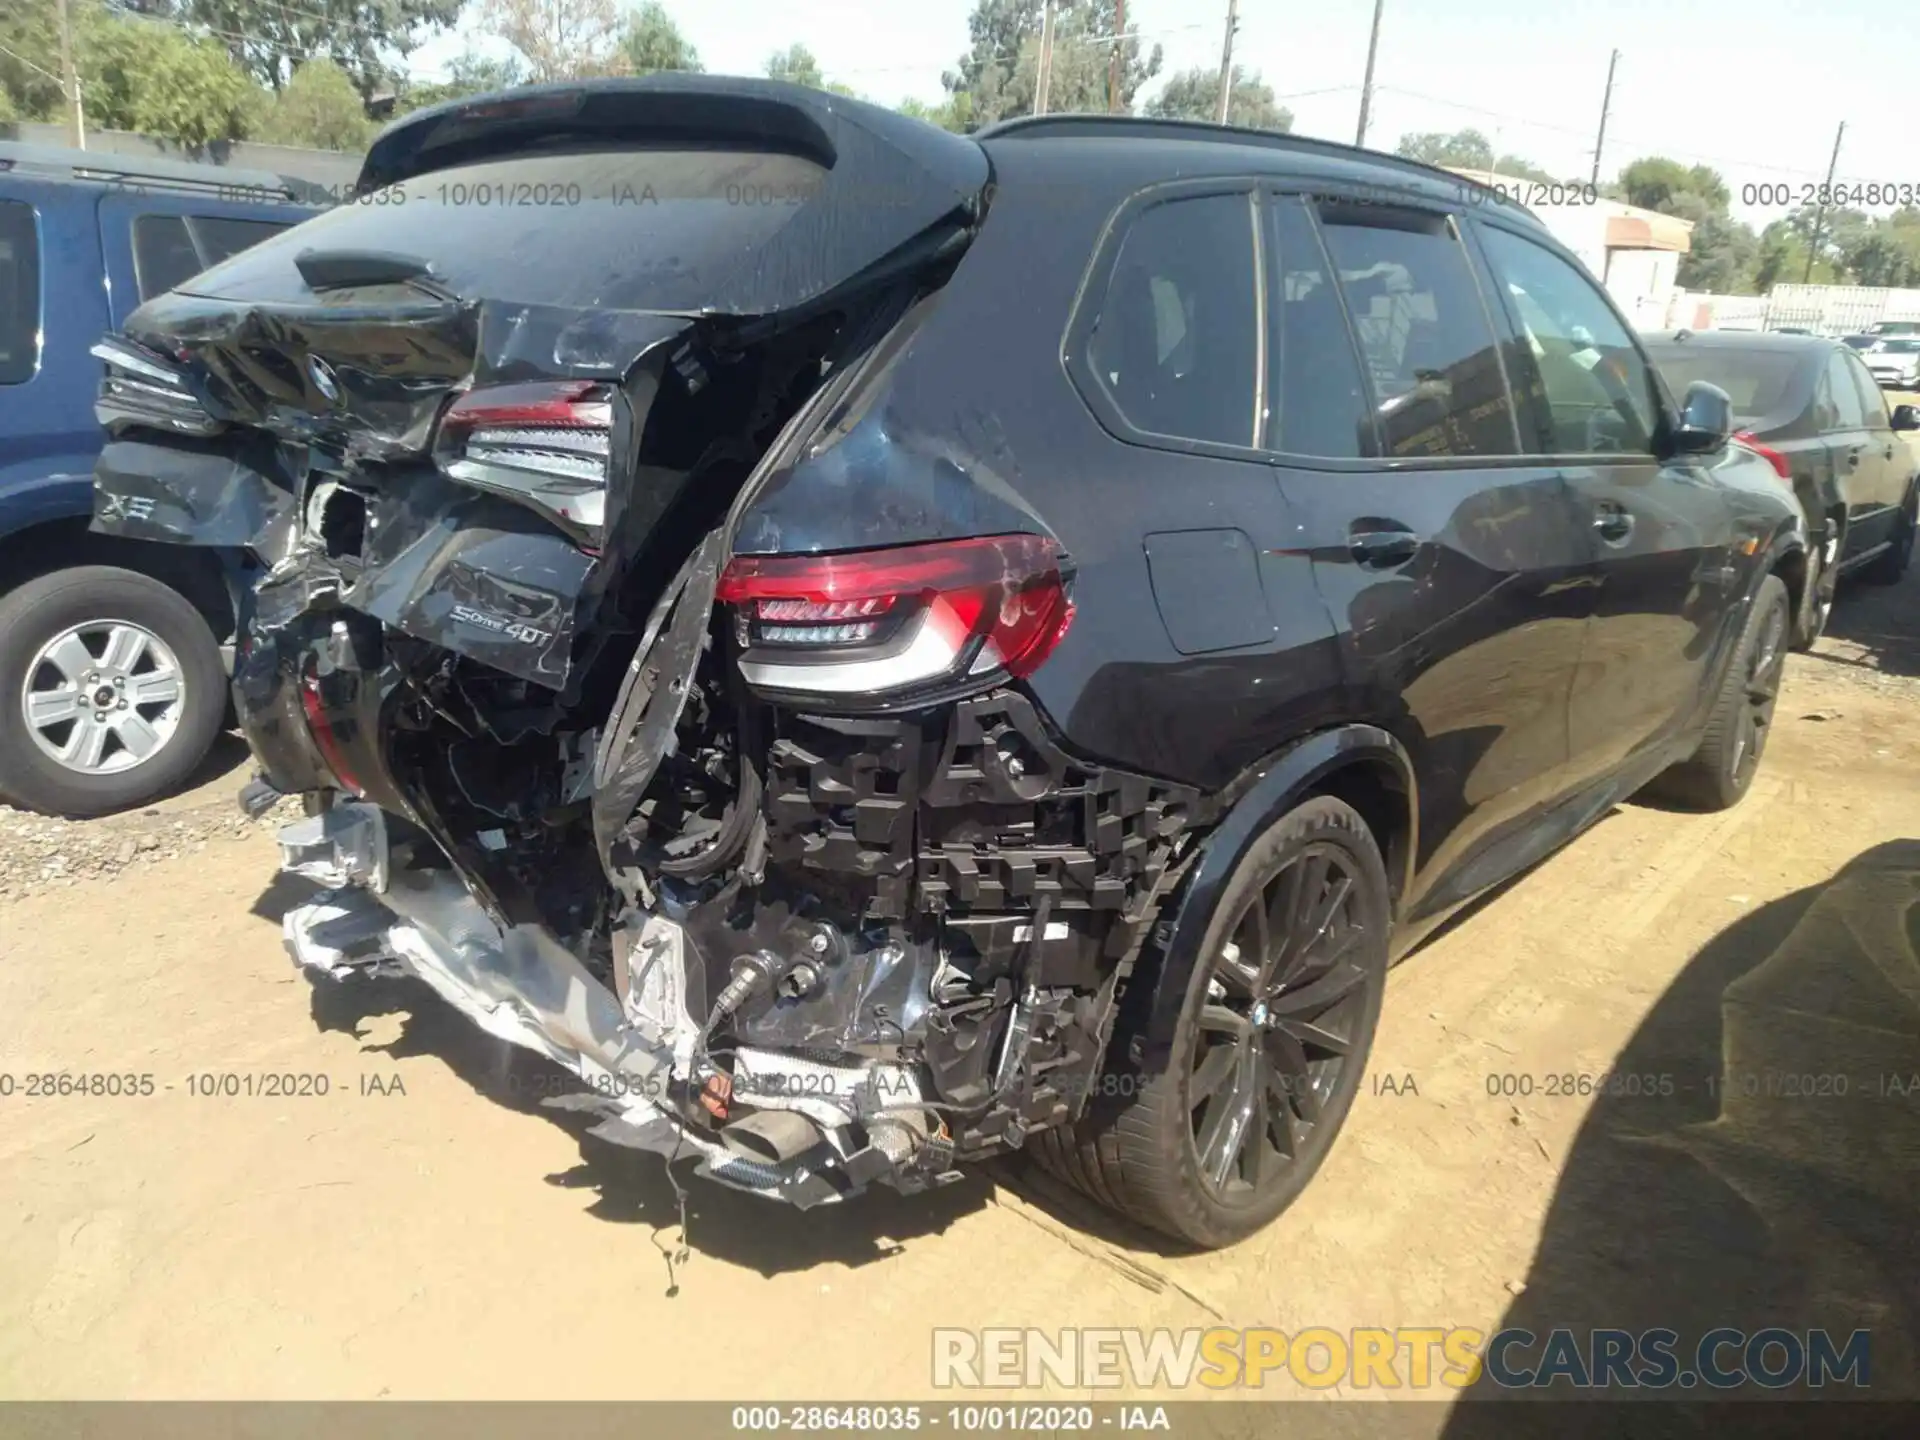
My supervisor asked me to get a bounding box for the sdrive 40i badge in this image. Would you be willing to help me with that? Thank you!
[450,604,552,647]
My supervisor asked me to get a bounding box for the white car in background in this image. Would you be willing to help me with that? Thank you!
[1865,337,1920,389]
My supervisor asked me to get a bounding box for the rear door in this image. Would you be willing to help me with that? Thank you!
[1472,217,1736,786]
[0,182,111,512]
[1264,192,1591,917]
[1835,346,1910,557]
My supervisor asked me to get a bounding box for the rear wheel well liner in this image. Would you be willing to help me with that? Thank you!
[1117,724,1416,1070]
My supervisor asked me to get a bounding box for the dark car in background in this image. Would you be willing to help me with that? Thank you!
[1642,329,1919,647]
[0,143,315,815]
[88,80,1807,1246]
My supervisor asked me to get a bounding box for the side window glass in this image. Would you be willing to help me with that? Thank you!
[133,214,206,300]
[185,216,287,269]
[1844,352,1885,428]
[1317,203,1517,458]
[1821,353,1866,429]
[1266,198,1376,457]
[1477,224,1659,456]
[1811,363,1840,430]
[0,199,41,385]
[1085,192,1259,448]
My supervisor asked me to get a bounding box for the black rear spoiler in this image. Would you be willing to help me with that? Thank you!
[358,74,987,212]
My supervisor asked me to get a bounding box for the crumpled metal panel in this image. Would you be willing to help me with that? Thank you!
[91,436,294,555]
[590,529,724,867]
[335,470,596,690]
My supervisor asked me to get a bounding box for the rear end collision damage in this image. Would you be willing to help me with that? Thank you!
[89,78,1220,1215]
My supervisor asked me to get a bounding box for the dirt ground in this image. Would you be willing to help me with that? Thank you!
[3,547,1919,1416]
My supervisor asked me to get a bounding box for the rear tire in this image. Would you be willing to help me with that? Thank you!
[1031,796,1390,1248]
[1863,490,1916,585]
[0,567,225,817]
[1644,574,1789,812]
[1791,534,1836,650]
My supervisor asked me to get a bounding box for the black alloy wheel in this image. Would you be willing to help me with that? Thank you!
[1188,840,1374,1199]
[1031,795,1391,1248]
[1644,573,1791,812]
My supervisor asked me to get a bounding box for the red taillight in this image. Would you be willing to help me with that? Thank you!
[435,381,613,545]
[716,534,1074,699]
[300,673,364,795]
[1733,430,1792,482]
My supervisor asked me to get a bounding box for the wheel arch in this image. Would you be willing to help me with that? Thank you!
[1121,725,1415,1069]
[0,515,238,647]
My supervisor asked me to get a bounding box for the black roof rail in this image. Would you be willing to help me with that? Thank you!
[0,140,296,199]
[975,113,1527,212]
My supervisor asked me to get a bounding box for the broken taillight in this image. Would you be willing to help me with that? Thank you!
[91,336,221,437]
[299,671,364,796]
[435,381,613,546]
[715,534,1074,702]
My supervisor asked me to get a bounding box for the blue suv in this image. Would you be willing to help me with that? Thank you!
[0,142,315,815]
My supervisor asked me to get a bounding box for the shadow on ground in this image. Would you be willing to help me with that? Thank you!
[178,730,252,794]
[1444,839,1920,1430]
[1811,555,1920,680]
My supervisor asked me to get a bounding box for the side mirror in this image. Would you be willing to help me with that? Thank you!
[1670,380,1734,455]
[1893,404,1920,432]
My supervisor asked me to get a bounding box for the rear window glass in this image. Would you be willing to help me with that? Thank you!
[181,149,828,312]
[189,216,284,266]
[0,199,40,385]
[1641,344,1801,421]
[137,214,290,300]
[134,215,205,299]
[1878,338,1920,353]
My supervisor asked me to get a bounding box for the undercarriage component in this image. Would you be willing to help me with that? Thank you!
[279,809,958,1206]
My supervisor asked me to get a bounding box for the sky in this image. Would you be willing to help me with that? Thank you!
[412,0,1919,226]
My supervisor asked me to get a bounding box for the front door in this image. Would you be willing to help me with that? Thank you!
[1265,194,1591,918]
[1471,218,1736,784]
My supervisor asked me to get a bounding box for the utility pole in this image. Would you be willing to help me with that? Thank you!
[1215,0,1239,124]
[1804,120,1847,285]
[1034,0,1057,117]
[1355,0,1385,146]
[56,0,85,151]
[1590,49,1619,188]
[1109,0,1126,113]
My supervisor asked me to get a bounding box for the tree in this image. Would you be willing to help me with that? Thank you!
[478,0,623,83]
[0,3,254,149]
[766,43,823,89]
[85,19,256,149]
[620,0,701,75]
[252,57,373,149]
[898,93,973,133]
[173,1,462,100]
[1397,128,1494,170]
[1,0,78,119]
[396,49,527,116]
[764,42,858,97]
[1396,128,1557,182]
[1619,156,1730,214]
[1666,195,1758,294]
[944,0,1161,128]
[1146,65,1290,131]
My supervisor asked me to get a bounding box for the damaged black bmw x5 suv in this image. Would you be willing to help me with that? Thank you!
[87,78,1805,1247]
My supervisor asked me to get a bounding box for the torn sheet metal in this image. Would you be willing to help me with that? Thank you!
[92,436,294,553]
